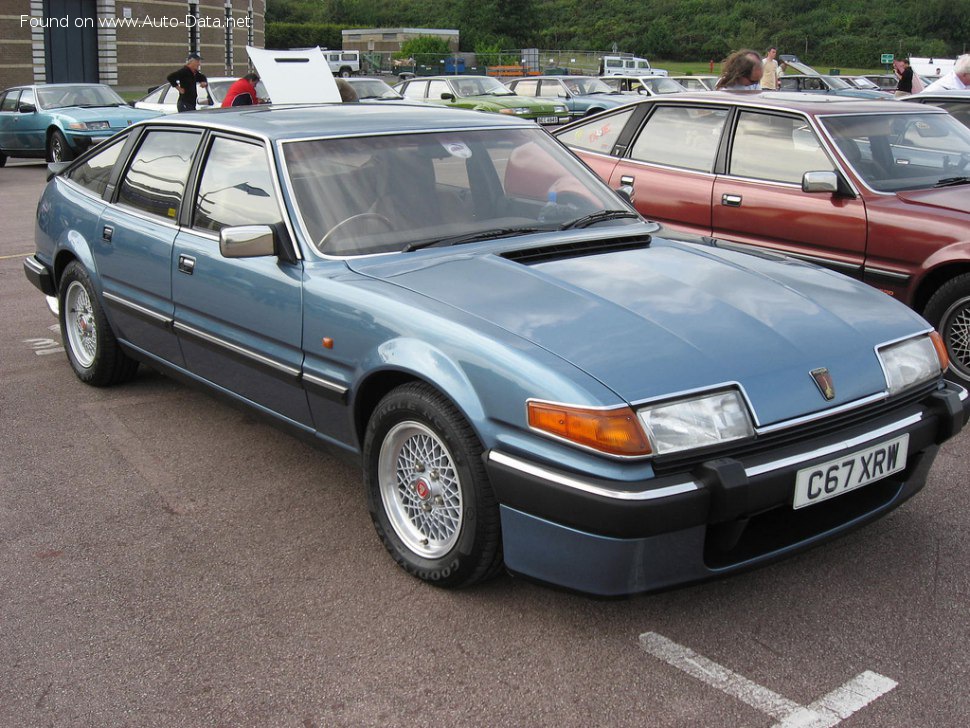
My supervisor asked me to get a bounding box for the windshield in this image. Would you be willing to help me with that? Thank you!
[349,79,401,99]
[451,77,513,96]
[645,78,688,94]
[283,128,632,256]
[565,78,614,95]
[206,80,269,104]
[823,112,970,191]
[820,76,852,90]
[849,77,879,90]
[37,85,126,109]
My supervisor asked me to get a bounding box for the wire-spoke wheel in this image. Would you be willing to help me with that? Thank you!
[378,421,463,558]
[58,261,139,386]
[924,274,970,384]
[364,382,503,588]
[47,129,74,163]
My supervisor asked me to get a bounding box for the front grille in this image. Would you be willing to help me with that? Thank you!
[651,381,938,475]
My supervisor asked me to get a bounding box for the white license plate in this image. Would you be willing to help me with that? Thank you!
[538,116,559,124]
[793,434,909,509]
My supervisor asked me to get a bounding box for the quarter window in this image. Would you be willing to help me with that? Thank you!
[630,106,728,171]
[117,130,201,220]
[558,108,635,154]
[67,136,127,197]
[729,112,832,184]
[1,91,20,112]
[194,137,282,232]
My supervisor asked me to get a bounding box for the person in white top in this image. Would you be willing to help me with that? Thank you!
[761,47,780,90]
[923,54,970,92]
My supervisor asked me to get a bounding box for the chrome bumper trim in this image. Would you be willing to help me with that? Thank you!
[488,451,699,501]
[745,413,923,477]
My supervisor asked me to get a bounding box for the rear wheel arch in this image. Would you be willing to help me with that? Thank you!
[52,249,79,289]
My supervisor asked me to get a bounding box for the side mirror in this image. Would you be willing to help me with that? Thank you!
[440,92,456,101]
[19,103,36,113]
[616,184,635,204]
[802,171,839,193]
[220,225,276,258]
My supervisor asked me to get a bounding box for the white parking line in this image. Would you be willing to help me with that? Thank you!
[639,632,897,727]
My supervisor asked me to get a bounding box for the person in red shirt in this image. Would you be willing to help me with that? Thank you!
[221,73,261,107]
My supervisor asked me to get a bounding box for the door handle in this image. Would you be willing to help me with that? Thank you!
[102,225,113,242]
[721,194,743,207]
[620,175,635,186]
[178,254,196,275]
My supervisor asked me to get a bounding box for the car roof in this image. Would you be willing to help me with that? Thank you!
[6,83,110,90]
[141,103,533,141]
[906,89,970,100]
[576,90,950,117]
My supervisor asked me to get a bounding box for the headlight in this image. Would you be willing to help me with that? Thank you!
[68,121,111,130]
[499,107,530,115]
[554,105,567,113]
[637,390,754,456]
[878,332,947,394]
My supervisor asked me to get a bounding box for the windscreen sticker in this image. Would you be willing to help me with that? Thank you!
[441,140,473,159]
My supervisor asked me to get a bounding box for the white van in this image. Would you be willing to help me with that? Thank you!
[601,55,667,77]
[322,49,360,77]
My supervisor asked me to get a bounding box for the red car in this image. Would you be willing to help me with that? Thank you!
[555,92,970,383]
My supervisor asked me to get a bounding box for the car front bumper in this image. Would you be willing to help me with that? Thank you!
[486,382,969,596]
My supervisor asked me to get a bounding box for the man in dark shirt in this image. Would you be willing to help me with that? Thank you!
[167,53,208,112]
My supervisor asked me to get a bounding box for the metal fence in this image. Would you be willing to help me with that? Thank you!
[358,49,608,78]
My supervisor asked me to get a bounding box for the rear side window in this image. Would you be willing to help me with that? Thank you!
[558,108,635,154]
[630,106,728,171]
[515,80,539,96]
[117,130,201,220]
[194,137,282,232]
[67,136,126,197]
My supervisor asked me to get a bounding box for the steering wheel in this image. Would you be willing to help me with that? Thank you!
[319,212,395,250]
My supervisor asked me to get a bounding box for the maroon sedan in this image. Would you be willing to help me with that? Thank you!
[555,92,970,383]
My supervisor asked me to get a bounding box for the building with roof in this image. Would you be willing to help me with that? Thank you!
[0,0,265,90]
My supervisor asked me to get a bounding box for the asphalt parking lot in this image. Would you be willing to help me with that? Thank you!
[2,160,969,727]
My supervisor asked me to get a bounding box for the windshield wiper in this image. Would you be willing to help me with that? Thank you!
[402,227,543,252]
[934,176,970,188]
[559,210,641,230]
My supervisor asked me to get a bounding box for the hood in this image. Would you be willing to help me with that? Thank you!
[349,232,929,426]
[247,45,341,103]
[58,105,160,128]
[896,186,970,214]
[468,94,561,111]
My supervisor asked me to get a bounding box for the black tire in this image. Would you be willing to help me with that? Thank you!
[47,129,74,163]
[339,67,352,78]
[363,382,503,588]
[923,273,970,383]
[0,150,7,167]
[58,261,138,386]
[584,107,604,116]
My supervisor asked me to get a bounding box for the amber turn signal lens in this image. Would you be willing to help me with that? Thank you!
[527,402,652,456]
[930,330,949,371]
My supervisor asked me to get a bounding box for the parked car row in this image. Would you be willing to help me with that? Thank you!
[22,102,969,597]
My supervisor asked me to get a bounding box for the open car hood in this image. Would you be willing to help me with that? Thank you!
[247,46,341,104]
[350,232,929,426]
